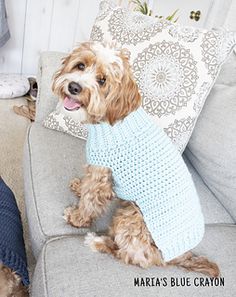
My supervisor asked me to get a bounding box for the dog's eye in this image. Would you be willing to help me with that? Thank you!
[97,78,106,86]
[77,63,85,70]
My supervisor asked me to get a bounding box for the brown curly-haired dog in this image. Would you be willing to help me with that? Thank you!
[0,264,28,297]
[53,42,219,277]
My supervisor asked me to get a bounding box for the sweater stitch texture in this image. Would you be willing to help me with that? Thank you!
[86,107,205,261]
[0,178,29,286]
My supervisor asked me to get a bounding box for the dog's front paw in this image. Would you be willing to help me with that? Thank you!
[63,205,77,223]
[69,178,82,196]
[85,232,97,248]
[85,232,102,252]
[63,206,91,228]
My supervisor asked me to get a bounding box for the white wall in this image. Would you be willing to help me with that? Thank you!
[0,0,101,75]
[0,0,235,75]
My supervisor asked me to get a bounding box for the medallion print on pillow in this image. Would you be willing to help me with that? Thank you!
[95,0,117,22]
[90,25,104,42]
[89,0,236,152]
[108,8,167,45]
[132,41,198,117]
[168,25,200,42]
[164,117,195,152]
[44,112,88,140]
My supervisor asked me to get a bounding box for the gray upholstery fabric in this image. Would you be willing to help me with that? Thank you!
[24,122,234,258]
[24,123,118,258]
[35,52,65,123]
[183,156,234,224]
[216,53,236,86]
[185,84,236,221]
[31,225,236,297]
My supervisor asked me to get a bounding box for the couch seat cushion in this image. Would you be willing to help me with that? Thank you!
[31,225,236,297]
[24,123,118,257]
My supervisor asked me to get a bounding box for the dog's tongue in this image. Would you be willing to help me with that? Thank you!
[64,96,81,110]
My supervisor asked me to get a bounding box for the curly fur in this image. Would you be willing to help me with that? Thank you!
[54,42,220,277]
[0,264,28,297]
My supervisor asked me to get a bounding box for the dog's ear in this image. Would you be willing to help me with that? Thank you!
[119,48,131,61]
[51,53,71,95]
[105,52,141,125]
[87,89,107,123]
[76,42,92,50]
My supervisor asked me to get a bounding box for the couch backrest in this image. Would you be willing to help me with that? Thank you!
[35,51,66,123]
[185,54,236,221]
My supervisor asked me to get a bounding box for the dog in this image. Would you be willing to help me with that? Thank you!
[0,264,28,297]
[52,42,220,277]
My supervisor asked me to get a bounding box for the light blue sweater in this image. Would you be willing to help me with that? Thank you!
[86,107,205,261]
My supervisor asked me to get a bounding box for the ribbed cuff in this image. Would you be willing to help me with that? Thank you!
[0,245,29,286]
[87,107,159,150]
[157,222,205,261]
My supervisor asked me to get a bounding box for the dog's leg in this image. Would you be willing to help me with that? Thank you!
[85,201,164,268]
[64,165,115,228]
[110,201,164,268]
[167,252,220,277]
[85,232,118,255]
[69,178,82,197]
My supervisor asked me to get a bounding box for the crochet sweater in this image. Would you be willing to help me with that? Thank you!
[86,107,205,261]
[0,178,29,286]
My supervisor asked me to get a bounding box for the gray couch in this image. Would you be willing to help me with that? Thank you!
[24,51,236,297]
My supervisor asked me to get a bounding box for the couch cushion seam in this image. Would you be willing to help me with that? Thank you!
[40,223,235,245]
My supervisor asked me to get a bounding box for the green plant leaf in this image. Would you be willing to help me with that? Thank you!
[130,0,179,22]
[166,9,179,21]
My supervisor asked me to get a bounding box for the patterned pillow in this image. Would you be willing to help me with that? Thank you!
[44,101,88,140]
[88,0,236,152]
[44,1,236,152]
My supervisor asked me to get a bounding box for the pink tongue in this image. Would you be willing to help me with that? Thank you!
[64,96,81,110]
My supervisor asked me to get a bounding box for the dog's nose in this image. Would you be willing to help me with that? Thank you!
[68,82,82,95]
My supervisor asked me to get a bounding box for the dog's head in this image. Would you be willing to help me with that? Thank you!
[52,42,141,124]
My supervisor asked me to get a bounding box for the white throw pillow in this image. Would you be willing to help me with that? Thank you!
[0,74,30,99]
[89,1,236,152]
[44,101,88,140]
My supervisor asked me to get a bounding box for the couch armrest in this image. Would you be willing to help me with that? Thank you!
[35,51,66,123]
